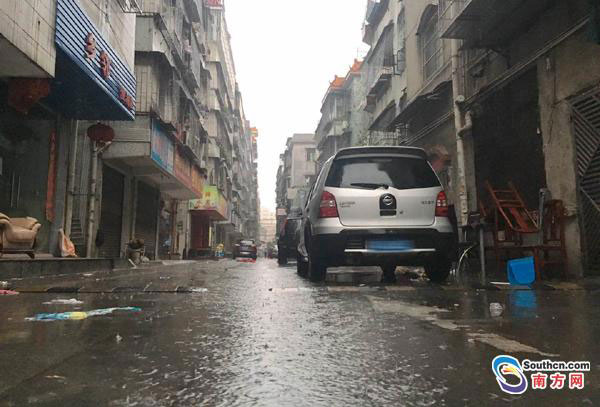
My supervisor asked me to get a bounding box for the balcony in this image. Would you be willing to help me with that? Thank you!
[441,0,556,48]
[160,2,185,62]
[105,117,202,200]
[365,55,395,112]
[183,39,203,90]
[365,0,389,25]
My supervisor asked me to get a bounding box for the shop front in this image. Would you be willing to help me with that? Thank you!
[0,0,136,255]
[189,186,228,257]
[104,117,203,259]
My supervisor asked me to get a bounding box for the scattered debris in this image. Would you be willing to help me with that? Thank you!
[116,333,123,343]
[489,303,504,317]
[26,307,142,321]
[43,298,83,305]
[45,375,67,381]
[0,281,11,290]
[190,288,208,293]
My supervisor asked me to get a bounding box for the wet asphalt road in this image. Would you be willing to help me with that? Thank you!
[1,259,599,406]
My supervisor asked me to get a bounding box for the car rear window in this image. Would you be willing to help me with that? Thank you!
[325,156,440,190]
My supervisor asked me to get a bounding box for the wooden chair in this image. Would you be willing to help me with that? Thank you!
[532,200,567,278]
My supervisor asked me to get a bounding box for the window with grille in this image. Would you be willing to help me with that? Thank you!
[421,8,442,80]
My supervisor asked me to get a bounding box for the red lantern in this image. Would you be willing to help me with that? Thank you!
[7,78,51,115]
[87,123,115,144]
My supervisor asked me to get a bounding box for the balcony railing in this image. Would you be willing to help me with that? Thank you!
[438,0,468,38]
[366,55,395,103]
[441,0,556,48]
[161,3,184,60]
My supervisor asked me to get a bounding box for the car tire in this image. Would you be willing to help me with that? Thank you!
[296,253,308,277]
[425,257,451,283]
[380,265,397,283]
[278,252,287,265]
[307,239,326,282]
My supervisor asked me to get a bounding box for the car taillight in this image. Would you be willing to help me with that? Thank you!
[319,191,339,218]
[435,191,449,217]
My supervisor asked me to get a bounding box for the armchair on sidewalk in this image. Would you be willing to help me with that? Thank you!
[0,213,41,259]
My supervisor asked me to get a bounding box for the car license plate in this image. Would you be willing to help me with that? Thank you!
[366,240,415,252]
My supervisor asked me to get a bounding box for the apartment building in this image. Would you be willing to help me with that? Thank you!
[0,0,258,260]
[275,134,317,232]
[0,0,137,256]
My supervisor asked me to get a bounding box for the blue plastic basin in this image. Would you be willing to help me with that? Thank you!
[507,257,536,286]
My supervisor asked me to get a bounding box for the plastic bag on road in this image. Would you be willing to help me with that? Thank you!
[489,303,504,317]
[26,307,141,321]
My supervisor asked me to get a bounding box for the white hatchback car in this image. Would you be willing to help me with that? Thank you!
[297,146,457,282]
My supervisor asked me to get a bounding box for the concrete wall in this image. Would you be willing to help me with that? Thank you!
[457,0,591,276]
[0,0,57,77]
[347,72,371,146]
[537,31,600,276]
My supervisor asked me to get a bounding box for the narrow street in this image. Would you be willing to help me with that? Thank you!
[1,259,598,406]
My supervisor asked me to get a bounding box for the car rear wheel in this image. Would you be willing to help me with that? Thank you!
[380,265,397,283]
[296,253,308,277]
[308,256,326,282]
[278,251,287,265]
[307,239,326,282]
[425,257,451,283]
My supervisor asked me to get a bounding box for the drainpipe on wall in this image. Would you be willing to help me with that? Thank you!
[64,120,79,237]
[451,39,470,227]
[85,141,111,258]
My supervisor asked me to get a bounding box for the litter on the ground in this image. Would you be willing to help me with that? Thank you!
[0,281,11,290]
[489,303,504,317]
[26,307,142,321]
[43,298,83,305]
[0,290,19,296]
[190,288,208,293]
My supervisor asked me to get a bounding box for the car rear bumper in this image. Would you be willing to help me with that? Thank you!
[311,228,457,267]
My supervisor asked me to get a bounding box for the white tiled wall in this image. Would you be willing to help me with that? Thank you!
[0,0,57,77]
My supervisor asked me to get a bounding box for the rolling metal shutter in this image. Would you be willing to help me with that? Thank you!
[571,90,600,273]
[98,164,124,259]
[135,181,159,260]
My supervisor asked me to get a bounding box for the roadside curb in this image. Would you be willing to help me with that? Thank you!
[4,260,212,293]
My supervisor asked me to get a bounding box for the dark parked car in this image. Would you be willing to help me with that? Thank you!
[277,216,302,265]
[233,239,257,260]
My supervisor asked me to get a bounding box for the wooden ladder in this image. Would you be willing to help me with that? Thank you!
[485,181,538,234]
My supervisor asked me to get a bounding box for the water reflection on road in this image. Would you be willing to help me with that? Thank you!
[0,259,599,406]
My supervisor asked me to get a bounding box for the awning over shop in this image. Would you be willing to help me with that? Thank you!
[189,186,228,221]
[46,0,136,120]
